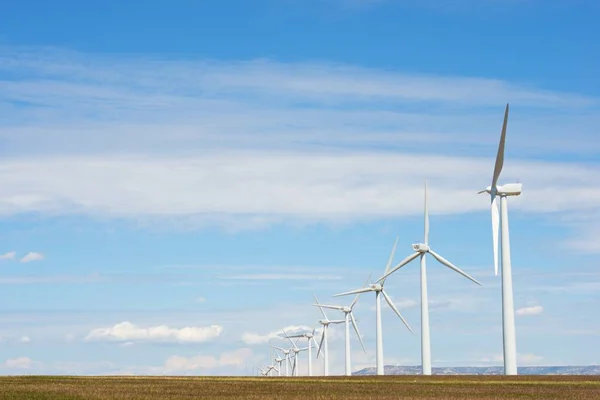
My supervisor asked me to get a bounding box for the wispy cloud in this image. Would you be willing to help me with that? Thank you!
[84,321,223,344]
[0,45,599,246]
[241,325,316,345]
[3,357,38,369]
[19,252,44,263]
[516,305,544,316]
[0,251,16,261]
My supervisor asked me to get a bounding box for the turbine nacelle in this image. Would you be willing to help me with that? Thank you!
[412,243,430,253]
[479,183,523,197]
[370,283,382,291]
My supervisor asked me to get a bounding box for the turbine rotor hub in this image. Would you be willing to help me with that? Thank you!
[412,243,430,253]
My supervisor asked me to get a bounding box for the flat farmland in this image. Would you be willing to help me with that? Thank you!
[1,375,599,400]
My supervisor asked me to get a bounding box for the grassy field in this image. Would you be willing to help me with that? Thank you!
[0,375,599,399]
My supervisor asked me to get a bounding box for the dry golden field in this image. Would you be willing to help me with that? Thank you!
[1,375,599,400]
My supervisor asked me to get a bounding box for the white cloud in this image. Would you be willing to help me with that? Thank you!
[0,251,16,261]
[19,252,44,263]
[196,296,206,303]
[4,357,36,369]
[241,325,315,345]
[3,152,600,228]
[19,336,31,343]
[84,321,223,344]
[0,45,599,249]
[516,305,544,316]
[164,348,253,372]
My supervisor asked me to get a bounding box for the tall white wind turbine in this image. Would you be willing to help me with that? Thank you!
[315,281,367,376]
[313,293,345,376]
[334,238,413,376]
[377,181,482,375]
[478,103,522,375]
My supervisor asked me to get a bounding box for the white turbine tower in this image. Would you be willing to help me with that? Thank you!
[315,281,367,376]
[334,238,413,376]
[478,103,521,375]
[313,293,345,376]
[287,328,317,376]
[377,180,482,375]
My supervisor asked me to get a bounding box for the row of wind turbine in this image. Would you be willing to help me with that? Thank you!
[256,104,521,376]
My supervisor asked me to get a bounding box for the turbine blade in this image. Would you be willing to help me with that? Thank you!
[316,329,325,359]
[381,289,413,333]
[313,292,329,320]
[255,365,266,374]
[492,197,500,276]
[424,180,429,245]
[316,304,345,311]
[333,287,372,297]
[282,329,296,347]
[350,274,371,309]
[491,103,509,190]
[269,345,285,352]
[350,312,366,353]
[377,252,420,283]
[429,249,482,286]
[384,236,399,275]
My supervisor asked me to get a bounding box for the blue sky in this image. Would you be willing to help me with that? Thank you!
[0,0,599,375]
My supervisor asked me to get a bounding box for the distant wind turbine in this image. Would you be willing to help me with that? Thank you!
[269,344,293,376]
[334,238,413,376]
[377,180,481,375]
[282,329,311,377]
[315,277,367,376]
[313,293,345,376]
[287,328,317,376]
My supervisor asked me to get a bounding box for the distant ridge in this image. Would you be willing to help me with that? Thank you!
[353,365,600,375]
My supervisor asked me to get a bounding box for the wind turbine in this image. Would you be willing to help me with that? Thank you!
[313,293,345,376]
[334,238,413,376]
[271,348,286,377]
[282,330,310,377]
[269,344,293,377]
[478,103,521,375]
[377,181,482,375]
[315,279,367,376]
[287,328,317,376]
[255,364,278,377]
